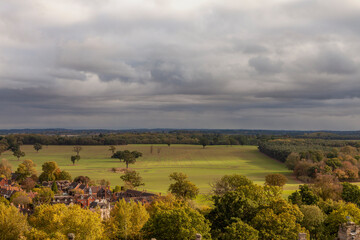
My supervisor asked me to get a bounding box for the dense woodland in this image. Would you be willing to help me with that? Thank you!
[258,139,360,182]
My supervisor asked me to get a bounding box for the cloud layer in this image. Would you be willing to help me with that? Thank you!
[1,0,360,130]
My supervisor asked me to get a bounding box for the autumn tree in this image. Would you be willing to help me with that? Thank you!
[168,172,199,200]
[265,173,288,187]
[106,199,149,240]
[32,187,54,205]
[0,203,29,239]
[21,177,36,192]
[29,204,104,239]
[39,162,58,182]
[33,143,42,152]
[0,159,12,178]
[120,170,144,188]
[0,138,8,155]
[111,150,143,168]
[199,137,209,149]
[10,191,32,207]
[15,159,37,182]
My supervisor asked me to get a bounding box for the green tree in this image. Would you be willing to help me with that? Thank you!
[111,150,143,168]
[33,143,42,152]
[142,200,211,240]
[29,204,104,239]
[285,152,301,170]
[56,170,72,181]
[288,185,319,206]
[0,138,9,156]
[120,170,145,188]
[71,155,80,165]
[251,199,304,240]
[0,159,12,178]
[0,203,29,239]
[168,172,199,200]
[265,173,288,187]
[51,181,58,193]
[15,159,37,182]
[199,137,209,149]
[210,174,253,196]
[106,199,149,240]
[342,182,360,206]
[13,149,25,160]
[221,218,259,240]
[300,205,325,239]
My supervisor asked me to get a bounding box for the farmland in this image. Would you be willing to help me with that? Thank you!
[2,144,299,196]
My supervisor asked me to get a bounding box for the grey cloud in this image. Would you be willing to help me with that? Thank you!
[1,1,360,130]
[248,56,283,74]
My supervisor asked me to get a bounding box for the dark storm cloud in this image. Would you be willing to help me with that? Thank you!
[1,0,360,130]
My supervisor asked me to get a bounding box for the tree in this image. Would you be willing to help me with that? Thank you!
[142,199,211,240]
[265,173,288,187]
[51,181,58,193]
[0,138,8,156]
[29,204,104,239]
[74,175,91,184]
[120,170,145,188]
[342,182,360,206]
[109,145,116,155]
[15,159,37,182]
[251,199,304,240]
[300,205,325,239]
[33,143,42,152]
[111,150,143,168]
[325,202,360,236]
[210,174,253,196]
[312,174,342,201]
[288,185,319,206]
[32,187,54,205]
[56,170,72,181]
[70,155,80,165]
[10,191,32,207]
[199,137,209,149]
[73,145,82,156]
[168,172,199,200]
[21,177,36,192]
[0,203,29,239]
[285,152,301,170]
[38,161,59,182]
[106,199,149,240]
[0,159,12,178]
[221,218,259,240]
[13,149,25,160]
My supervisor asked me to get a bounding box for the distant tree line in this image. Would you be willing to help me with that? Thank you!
[0,133,261,146]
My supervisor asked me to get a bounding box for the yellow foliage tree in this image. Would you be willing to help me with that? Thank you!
[106,199,149,240]
[0,203,29,239]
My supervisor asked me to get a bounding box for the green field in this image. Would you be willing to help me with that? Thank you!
[2,145,300,196]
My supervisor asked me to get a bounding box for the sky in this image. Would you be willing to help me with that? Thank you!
[1,0,360,130]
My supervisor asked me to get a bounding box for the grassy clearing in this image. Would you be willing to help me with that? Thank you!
[2,144,299,196]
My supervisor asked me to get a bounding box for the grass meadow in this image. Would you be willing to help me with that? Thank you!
[2,144,300,199]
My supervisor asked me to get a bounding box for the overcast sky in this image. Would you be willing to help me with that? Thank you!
[1,0,360,130]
